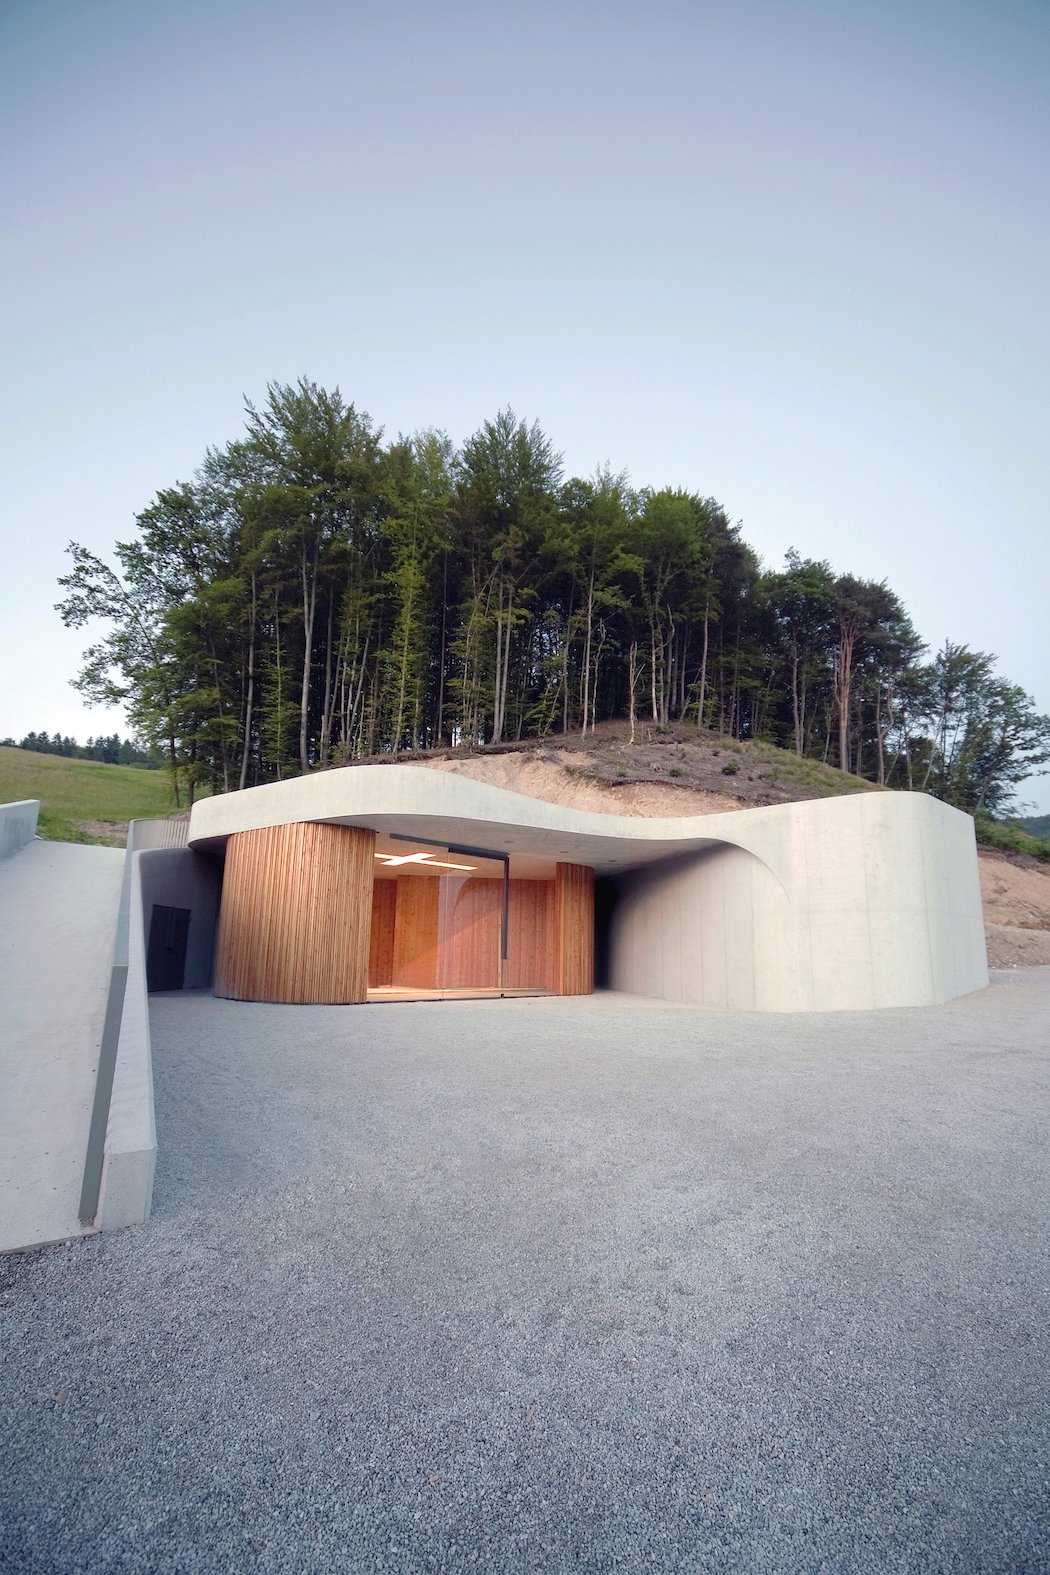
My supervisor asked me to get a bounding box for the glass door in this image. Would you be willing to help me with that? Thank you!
[435,847,507,994]
[369,836,509,999]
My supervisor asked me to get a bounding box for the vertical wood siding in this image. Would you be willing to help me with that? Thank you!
[555,862,595,995]
[505,880,555,990]
[214,822,375,1003]
[368,879,397,987]
[390,875,441,988]
[439,877,501,989]
[368,875,559,993]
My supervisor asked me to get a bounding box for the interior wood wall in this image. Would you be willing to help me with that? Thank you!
[390,875,441,988]
[368,870,592,995]
[554,862,596,995]
[506,880,554,990]
[440,877,501,989]
[214,822,375,1003]
[368,880,397,987]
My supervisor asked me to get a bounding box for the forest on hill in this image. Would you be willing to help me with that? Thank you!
[58,380,1050,811]
[6,730,158,767]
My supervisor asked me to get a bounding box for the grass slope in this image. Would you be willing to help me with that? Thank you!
[0,746,178,844]
[1013,813,1050,840]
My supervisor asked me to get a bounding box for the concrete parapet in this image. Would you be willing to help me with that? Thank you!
[0,799,39,859]
[128,817,190,851]
[96,858,155,1230]
[91,839,219,1230]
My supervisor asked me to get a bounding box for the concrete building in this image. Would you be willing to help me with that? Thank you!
[183,765,989,1013]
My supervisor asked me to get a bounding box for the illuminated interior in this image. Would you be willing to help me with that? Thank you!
[367,835,557,1000]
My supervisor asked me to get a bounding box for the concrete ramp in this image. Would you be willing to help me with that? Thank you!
[0,839,123,1251]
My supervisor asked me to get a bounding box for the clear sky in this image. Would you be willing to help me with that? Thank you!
[3,0,1048,808]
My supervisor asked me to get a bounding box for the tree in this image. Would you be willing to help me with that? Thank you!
[380,430,455,749]
[831,576,913,775]
[54,384,1047,815]
[630,489,704,724]
[763,553,836,756]
[453,410,561,744]
[547,470,636,736]
[243,380,383,773]
[914,643,1050,813]
[57,543,187,802]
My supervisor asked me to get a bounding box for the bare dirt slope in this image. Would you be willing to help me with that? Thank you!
[420,747,1050,969]
[980,852,1050,968]
[426,751,749,817]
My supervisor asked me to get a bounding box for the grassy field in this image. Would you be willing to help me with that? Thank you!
[0,747,180,844]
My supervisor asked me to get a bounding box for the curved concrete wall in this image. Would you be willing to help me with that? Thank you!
[608,791,987,1011]
[188,766,988,1012]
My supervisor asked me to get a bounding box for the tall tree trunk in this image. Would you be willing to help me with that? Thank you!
[790,644,802,756]
[628,642,639,745]
[695,601,709,733]
[491,572,505,745]
[168,730,180,809]
[273,587,285,780]
[649,620,659,722]
[834,626,856,771]
[239,568,257,791]
[299,545,318,775]
[319,600,334,766]
[435,554,448,747]
[579,570,594,739]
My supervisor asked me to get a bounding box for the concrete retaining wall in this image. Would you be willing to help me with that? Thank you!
[0,799,39,859]
[93,820,215,1232]
[128,818,191,851]
[96,854,155,1230]
[138,846,222,990]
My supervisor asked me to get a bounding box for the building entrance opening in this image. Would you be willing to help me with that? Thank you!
[367,835,557,1001]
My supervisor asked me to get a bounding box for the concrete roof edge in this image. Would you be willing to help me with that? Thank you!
[186,763,966,876]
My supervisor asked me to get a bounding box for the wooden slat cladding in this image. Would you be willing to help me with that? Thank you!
[369,880,397,987]
[371,875,557,993]
[440,877,501,990]
[391,875,441,988]
[506,880,555,990]
[214,823,375,1003]
[554,862,595,995]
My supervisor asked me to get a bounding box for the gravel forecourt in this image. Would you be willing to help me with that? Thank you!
[3,972,1049,1573]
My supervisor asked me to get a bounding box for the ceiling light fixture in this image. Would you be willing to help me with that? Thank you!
[373,851,476,871]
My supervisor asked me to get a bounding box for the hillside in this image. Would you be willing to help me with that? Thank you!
[381,720,876,813]
[0,746,178,844]
[365,723,1050,970]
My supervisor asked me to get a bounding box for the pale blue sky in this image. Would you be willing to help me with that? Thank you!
[3,0,1048,807]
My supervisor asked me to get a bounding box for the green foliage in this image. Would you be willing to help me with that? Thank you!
[53,381,1048,820]
[1012,813,1050,840]
[17,730,158,766]
[974,813,1050,862]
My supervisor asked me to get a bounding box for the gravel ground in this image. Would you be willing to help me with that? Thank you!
[3,972,1049,1574]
